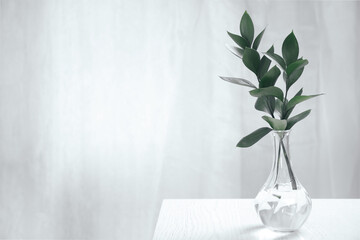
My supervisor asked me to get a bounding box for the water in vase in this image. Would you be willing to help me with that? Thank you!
[254,131,312,231]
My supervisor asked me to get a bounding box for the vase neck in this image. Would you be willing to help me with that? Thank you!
[268,130,298,190]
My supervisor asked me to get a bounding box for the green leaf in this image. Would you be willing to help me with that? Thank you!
[252,28,266,50]
[240,11,255,45]
[250,86,284,101]
[267,45,274,53]
[286,109,311,130]
[259,66,281,88]
[282,31,299,66]
[262,116,287,130]
[286,59,308,76]
[257,55,271,80]
[255,96,275,115]
[236,127,272,148]
[286,67,304,90]
[242,48,260,75]
[284,88,303,119]
[285,59,308,90]
[286,94,323,111]
[219,76,256,88]
[226,45,244,59]
[227,31,250,49]
[295,88,303,96]
[264,52,286,71]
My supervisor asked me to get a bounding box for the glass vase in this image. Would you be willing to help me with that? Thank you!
[254,130,312,231]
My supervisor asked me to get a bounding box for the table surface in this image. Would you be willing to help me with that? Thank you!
[152,199,360,240]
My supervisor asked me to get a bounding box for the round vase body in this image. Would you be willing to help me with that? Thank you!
[254,130,312,232]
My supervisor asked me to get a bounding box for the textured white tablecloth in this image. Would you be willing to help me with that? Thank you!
[153,199,360,240]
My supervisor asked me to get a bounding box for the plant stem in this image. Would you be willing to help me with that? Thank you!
[274,139,282,189]
[281,88,289,120]
[264,97,275,118]
[280,139,297,190]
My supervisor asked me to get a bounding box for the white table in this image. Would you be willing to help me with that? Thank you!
[153,199,360,240]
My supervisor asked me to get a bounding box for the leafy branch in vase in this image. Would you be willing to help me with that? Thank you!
[220,11,323,189]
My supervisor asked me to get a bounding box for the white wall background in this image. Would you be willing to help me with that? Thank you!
[0,0,359,239]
